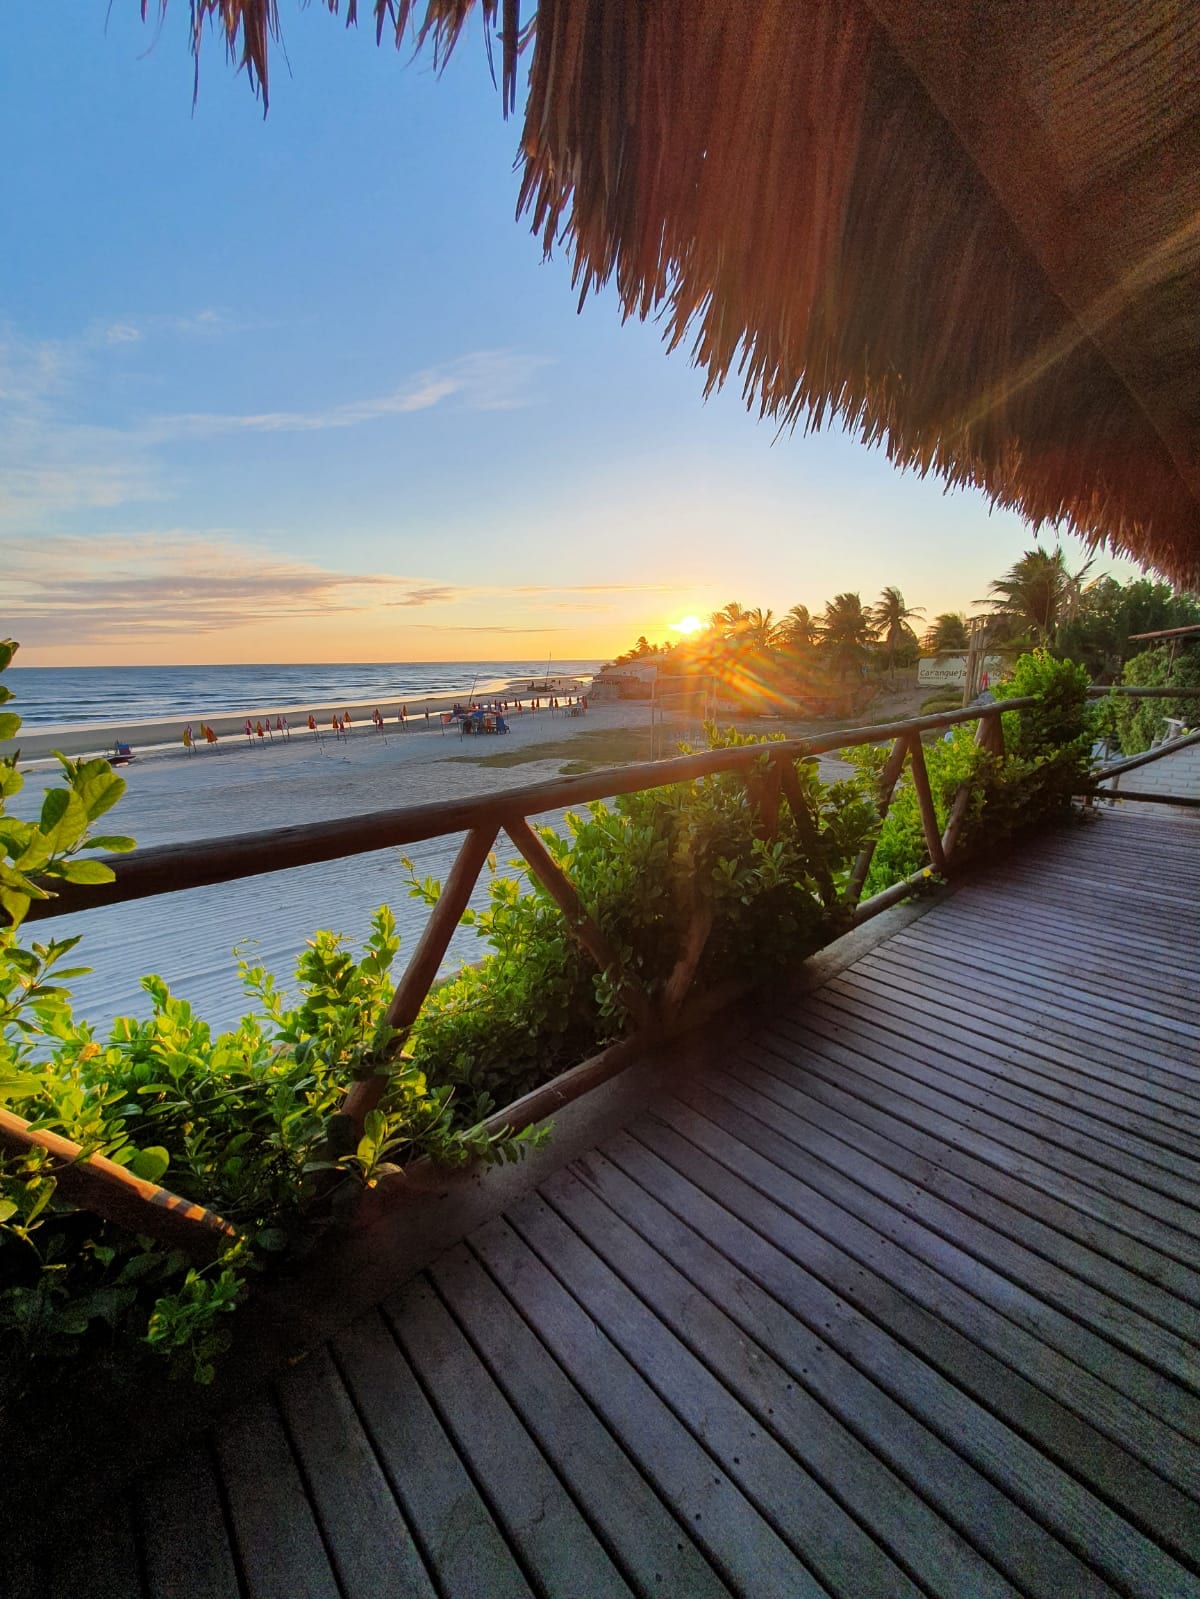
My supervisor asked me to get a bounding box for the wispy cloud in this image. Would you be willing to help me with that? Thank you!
[0,323,547,527]
[3,533,467,646]
[137,351,547,443]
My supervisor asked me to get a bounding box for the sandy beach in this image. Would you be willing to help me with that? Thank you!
[13,697,859,1038]
[2,676,591,762]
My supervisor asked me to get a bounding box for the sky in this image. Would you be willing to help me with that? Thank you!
[0,7,1146,667]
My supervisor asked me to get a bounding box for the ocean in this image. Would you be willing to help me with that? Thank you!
[7,661,601,729]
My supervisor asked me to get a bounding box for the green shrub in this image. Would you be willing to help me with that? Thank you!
[844,651,1092,896]
[919,689,963,714]
[0,644,534,1402]
[1111,645,1200,753]
[404,726,877,1118]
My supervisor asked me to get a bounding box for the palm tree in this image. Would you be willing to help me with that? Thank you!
[819,592,877,681]
[870,586,925,685]
[922,612,970,652]
[982,547,1096,647]
[709,601,749,638]
[778,604,819,651]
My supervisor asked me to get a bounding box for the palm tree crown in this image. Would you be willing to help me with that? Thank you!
[923,612,970,652]
[870,586,924,681]
[984,548,1095,646]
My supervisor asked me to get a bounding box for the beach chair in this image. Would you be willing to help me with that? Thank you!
[109,740,135,767]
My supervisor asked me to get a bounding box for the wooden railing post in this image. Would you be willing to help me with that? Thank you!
[0,1109,235,1261]
[343,823,499,1132]
[906,732,948,876]
[503,815,653,1031]
[847,735,909,904]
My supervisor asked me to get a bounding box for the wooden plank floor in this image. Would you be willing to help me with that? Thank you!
[35,808,1200,1598]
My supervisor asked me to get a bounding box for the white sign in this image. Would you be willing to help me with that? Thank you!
[918,654,1003,687]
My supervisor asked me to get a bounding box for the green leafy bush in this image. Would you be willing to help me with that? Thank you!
[404,726,877,1119]
[0,644,534,1402]
[844,651,1093,896]
[1111,645,1200,753]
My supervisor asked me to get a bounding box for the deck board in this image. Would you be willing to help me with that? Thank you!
[41,807,1200,1598]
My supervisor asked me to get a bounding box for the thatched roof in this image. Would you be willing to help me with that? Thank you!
[166,1,1200,586]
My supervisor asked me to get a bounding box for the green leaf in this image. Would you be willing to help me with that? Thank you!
[76,768,125,823]
[57,859,116,886]
[0,1199,18,1224]
[129,1146,170,1184]
[87,836,137,853]
[0,712,19,741]
[37,789,90,857]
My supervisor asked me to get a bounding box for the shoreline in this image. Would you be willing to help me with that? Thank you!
[2,677,592,763]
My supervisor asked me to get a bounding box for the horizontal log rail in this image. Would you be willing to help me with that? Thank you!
[1086,685,1200,699]
[1090,726,1200,782]
[13,696,1043,1246]
[22,699,1035,924]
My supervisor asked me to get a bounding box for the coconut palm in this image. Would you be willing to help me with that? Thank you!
[709,601,749,638]
[870,586,925,684]
[923,611,970,652]
[707,602,784,652]
[982,547,1096,646]
[779,604,819,651]
[819,592,877,681]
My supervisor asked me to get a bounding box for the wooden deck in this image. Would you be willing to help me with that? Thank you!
[29,807,1200,1598]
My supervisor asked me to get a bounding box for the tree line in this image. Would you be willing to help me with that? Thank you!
[609,548,1200,696]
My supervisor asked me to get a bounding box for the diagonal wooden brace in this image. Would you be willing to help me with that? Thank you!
[775,754,838,907]
[0,1108,236,1261]
[847,734,909,904]
[906,732,948,876]
[343,823,499,1133]
[504,815,653,1032]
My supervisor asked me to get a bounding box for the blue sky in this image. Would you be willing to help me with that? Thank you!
[0,6,1143,665]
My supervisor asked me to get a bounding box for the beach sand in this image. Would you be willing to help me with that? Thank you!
[13,699,855,1037]
[1,678,590,762]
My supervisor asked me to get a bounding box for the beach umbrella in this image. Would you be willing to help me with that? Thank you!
[244,719,254,745]
[276,715,289,741]
[182,723,195,754]
[204,723,219,746]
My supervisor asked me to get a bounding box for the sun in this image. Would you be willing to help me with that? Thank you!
[669,614,707,636]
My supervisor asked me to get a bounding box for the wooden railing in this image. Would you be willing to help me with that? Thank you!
[10,697,1040,1254]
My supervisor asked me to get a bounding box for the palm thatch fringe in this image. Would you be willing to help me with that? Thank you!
[151,1,1200,586]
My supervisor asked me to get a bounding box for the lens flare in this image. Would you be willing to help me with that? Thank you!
[670,615,707,636]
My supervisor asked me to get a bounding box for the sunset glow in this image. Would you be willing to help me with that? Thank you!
[670,615,708,637]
